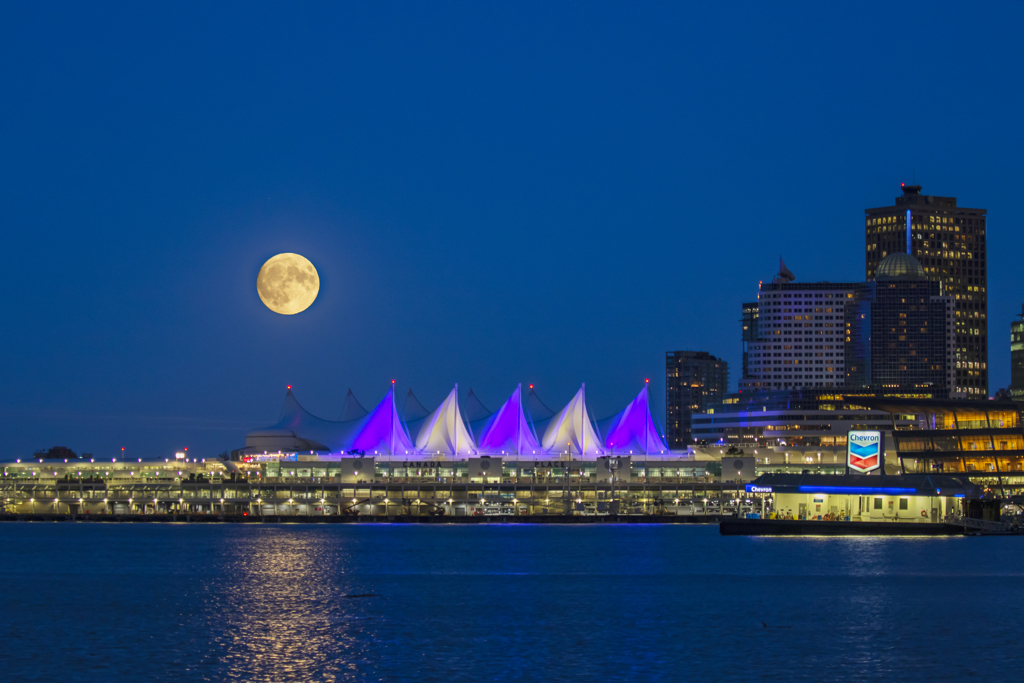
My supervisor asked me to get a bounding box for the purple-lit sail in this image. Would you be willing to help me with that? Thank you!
[350,387,415,455]
[246,387,413,455]
[245,383,679,458]
[602,385,668,455]
[477,384,542,455]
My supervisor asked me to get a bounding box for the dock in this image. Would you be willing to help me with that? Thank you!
[720,518,965,536]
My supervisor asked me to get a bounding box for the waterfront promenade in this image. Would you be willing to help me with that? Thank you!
[1,470,748,517]
[0,512,724,524]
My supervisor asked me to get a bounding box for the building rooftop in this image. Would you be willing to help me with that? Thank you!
[875,252,925,281]
[747,472,980,498]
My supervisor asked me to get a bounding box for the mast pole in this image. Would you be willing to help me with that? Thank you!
[517,383,522,460]
[581,383,586,459]
[454,383,458,458]
[645,381,650,456]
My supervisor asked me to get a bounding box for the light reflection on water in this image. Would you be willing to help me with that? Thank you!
[2,524,1023,681]
[212,531,373,681]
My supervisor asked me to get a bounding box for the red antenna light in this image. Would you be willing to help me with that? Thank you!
[391,379,395,384]
[645,378,649,383]
[529,384,534,389]
[287,385,292,390]
[901,182,905,187]
[121,447,125,451]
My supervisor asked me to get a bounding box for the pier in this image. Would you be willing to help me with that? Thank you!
[720,518,965,536]
[0,472,750,518]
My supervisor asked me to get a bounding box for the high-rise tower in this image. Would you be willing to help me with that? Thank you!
[1011,306,1024,399]
[865,185,988,397]
[665,351,728,447]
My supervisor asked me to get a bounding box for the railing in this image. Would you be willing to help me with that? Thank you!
[946,515,1011,533]
[258,475,724,485]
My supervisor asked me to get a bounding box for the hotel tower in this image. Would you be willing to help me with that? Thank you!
[865,185,988,397]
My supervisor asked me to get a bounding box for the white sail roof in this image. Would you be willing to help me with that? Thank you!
[338,389,368,421]
[414,385,477,456]
[541,385,604,457]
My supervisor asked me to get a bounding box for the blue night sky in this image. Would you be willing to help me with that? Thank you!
[1,2,1021,460]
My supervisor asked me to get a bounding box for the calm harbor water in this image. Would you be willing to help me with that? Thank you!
[2,523,1022,682]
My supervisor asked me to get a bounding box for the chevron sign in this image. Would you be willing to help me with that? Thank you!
[847,431,881,473]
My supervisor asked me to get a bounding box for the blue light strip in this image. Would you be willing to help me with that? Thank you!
[906,209,911,253]
[796,485,920,496]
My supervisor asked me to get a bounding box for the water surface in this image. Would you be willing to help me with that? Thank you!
[2,523,1021,681]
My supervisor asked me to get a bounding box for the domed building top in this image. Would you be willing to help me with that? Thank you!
[875,252,926,281]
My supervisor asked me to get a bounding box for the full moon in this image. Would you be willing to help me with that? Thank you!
[257,253,320,315]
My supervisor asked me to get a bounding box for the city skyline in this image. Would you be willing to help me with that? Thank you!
[2,3,1023,460]
[4,7,1021,683]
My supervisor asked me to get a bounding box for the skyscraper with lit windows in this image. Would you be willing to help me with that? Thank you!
[739,260,858,392]
[1011,306,1024,399]
[739,254,955,397]
[665,351,728,447]
[865,185,988,397]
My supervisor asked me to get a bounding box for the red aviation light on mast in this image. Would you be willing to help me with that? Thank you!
[287,385,292,390]
[529,384,534,389]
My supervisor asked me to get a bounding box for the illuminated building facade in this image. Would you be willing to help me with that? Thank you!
[690,389,915,454]
[740,273,861,392]
[858,397,1024,497]
[740,301,759,378]
[744,472,977,523]
[0,454,755,518]
[845,253,956,398]
[740,253,954,397]
[865,185,988,396]
[1011,306,1024,399]
[665,351,729,447]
